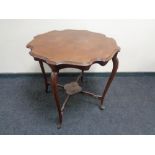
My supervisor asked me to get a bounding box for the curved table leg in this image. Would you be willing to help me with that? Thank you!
[39,60,49,93]
[81,70,84,82]
[100,54,119,110]
[51,72,62,128]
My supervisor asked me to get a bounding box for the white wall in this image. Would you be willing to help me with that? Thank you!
[0,19,155,73]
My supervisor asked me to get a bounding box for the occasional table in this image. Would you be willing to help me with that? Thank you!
[27,30,120,128]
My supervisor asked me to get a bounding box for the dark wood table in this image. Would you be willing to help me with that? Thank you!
[27,30,120,128]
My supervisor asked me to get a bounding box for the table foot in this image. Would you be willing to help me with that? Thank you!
[57,120,62,129]
[99,104,105,110]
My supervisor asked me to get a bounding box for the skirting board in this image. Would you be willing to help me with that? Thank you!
[0,72,155,78]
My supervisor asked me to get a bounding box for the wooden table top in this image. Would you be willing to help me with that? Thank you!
[27,30,120,66]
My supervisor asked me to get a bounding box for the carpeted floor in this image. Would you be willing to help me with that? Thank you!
[0,74,155,135]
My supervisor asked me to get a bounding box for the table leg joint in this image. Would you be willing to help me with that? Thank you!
[61,95,70,112]
[80,90,102,100]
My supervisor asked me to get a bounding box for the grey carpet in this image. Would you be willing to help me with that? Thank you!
[0,74,155,135]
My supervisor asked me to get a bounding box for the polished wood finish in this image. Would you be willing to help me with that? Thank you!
[100,53,119,110]
[27,30,120,128]
[38,60,49,93]
[27,30,120,66]
[51,72,62,129]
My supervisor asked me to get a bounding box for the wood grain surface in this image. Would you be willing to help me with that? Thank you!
[27,30,120,66]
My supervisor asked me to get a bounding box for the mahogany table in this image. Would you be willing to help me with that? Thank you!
[27,30,120,128]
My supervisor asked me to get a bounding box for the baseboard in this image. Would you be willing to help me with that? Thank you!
[0,72,155,78]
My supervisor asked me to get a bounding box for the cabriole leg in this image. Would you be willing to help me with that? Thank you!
[81,70,84,82]
[100,54,119,110]
[39,60,49,93]
[51,71,63,128]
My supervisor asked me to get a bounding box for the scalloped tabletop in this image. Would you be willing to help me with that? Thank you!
[27,30,120,66]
